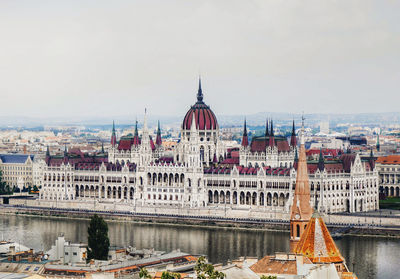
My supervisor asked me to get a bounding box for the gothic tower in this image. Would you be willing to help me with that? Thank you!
[290,118,313,252]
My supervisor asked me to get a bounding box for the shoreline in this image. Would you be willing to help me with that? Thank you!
[1,207,400,239]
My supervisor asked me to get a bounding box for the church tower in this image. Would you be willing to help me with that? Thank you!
[290,118,313,252]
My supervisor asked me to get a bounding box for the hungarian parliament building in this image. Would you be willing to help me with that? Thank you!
[39,80,379,214]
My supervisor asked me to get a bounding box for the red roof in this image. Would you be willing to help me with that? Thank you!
[118,139,133,150]
[250,136,290,153]
[182,105,218,130]
[376,155,400,165]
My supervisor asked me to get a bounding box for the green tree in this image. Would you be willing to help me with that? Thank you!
[33,185,39,192]
[139,268,152,279]
[0,170,11,195]
[260,276,277,279]
[161,271,181,279]
[87,214,110,260]
[195,256,225,279]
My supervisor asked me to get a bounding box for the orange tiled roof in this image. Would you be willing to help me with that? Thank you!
[376,155,400,165]
[294,211,344,264]
[250,255,309,275]
[341,272,358,279]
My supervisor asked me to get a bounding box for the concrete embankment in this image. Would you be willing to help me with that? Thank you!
[1,205,400,238]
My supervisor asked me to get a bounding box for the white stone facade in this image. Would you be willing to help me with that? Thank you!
[38,82,379,215]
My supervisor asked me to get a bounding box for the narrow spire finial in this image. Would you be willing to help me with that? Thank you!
[300,113,305,145]
[197,76,203,102]
[270,119,274,136]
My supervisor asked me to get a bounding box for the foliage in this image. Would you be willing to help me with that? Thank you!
[139,268,152,279]
[195,256,225,279]
[87,214,110,260]
[260,276,277,279]
[33,185,39,192]
[161,271,181,279]
[0,170,12,195]
[379,197,400,210]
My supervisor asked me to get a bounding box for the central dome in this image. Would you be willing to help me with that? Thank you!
[182,79,218,130]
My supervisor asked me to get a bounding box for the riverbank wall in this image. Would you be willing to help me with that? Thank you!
[1,198,400,237]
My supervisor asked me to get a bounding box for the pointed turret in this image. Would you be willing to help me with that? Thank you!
[46,145,50,157]
[294,211,345,265]
[269,120,275,147]
[318,148,325,171]
[241,119,249,147]
[101,142,105,153]
[133,120,140,146]
[369,148,375,170]
[189,112,199,140]
[290,118,313,252]
[265,119,269,137]
[111,121,117,146]
[376,133,380,152]
[156,120,162,146]
[213,153,218,164]
[197,76,203,103]
[290,120,297,147]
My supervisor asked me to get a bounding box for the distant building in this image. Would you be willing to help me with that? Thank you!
[319,121,330,134]
[0,154,35,189]
[376,155,400,197]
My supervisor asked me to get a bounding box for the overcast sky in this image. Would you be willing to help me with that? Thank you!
[0,0,399,120]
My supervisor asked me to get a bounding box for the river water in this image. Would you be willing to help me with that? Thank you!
[0,215,398,279]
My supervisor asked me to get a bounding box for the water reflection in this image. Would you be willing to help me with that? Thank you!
[0,215,398,279]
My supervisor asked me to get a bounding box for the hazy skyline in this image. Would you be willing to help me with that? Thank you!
[0,0,399,120]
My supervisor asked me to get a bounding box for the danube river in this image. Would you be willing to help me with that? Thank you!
[0,215,398,279]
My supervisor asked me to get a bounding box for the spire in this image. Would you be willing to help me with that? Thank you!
[290,115,313,252]
[270,119,274,136]
[290,120,297,147]
[213,153,218,164]
[190,112,197,134]
[46,145,50,157]
[156,120,162,146]
[101,142,105,153]
[269,119,275,147]
[376,133,380,152]
[318,148,325,171]
[300,115,305,145]
[64,145,68,157]
[265,119,269,137]
[197,76,203,103]
[294,210,346,265]
[111,120,117,146]
[369,148,375,170]
[241,119,249,147]
[133,120,140,146]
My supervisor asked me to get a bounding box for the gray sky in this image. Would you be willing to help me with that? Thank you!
[0,0,399,120]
